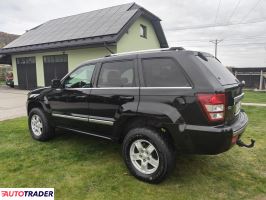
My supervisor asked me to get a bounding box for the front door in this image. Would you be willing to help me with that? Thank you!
[88,58,139,138]
[47,64,96,131]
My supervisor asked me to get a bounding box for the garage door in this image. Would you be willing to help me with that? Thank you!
[16,57,37,90]
[43,55,68,86]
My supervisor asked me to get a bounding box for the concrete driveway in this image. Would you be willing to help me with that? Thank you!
[0,85,29,121]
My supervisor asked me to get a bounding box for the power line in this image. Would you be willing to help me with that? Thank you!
[221,42,266,46]
[167,18,266,31]
[226,0,242,23]
[172,42,266,47]
[223,34,266,40]
[214,0,222,24]
[168,35,266,43]
[220,0,262,40]
[220,0,264,41]
[218,0,242,39]
[238,0,263,23]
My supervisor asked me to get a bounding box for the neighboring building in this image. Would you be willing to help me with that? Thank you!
[0,3,168,89]
[0,64,12,81]
[229,67,266,90]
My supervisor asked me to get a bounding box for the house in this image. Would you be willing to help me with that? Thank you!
[0,3,168,89]
[229,67,266,90]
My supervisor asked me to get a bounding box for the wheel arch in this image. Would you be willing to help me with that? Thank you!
[114,114,178,150]
[114,101,184,144]
[27,101,42,114]
[27,100,50,116]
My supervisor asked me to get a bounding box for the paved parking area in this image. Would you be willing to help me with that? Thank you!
[0,86,29,121]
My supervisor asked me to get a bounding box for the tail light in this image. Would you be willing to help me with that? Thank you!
[197,93,226,123]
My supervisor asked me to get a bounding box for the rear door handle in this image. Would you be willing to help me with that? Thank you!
[76,95,87,100]
[119,96,134,101]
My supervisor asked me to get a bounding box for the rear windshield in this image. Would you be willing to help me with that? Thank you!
[196,56,239,86]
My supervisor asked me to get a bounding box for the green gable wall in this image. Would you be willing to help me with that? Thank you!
[117,16,161,53]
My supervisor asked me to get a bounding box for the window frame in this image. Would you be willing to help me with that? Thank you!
[16,57,36,65]
[61,63,97,89]
[140,24,147,39]
[139,57,193,88]
[43,54,68,64]
[95,59,139,88]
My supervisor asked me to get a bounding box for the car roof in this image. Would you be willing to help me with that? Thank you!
[81,47,214,65]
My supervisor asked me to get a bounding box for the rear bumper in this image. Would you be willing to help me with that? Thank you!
[168,111,248,155]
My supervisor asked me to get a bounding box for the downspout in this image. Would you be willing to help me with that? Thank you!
[104,42,114,54]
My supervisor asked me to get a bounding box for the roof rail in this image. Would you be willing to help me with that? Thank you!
[105,47,185,57]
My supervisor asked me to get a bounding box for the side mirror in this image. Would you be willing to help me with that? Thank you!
[51,79,61,88]
[239,80,245,87]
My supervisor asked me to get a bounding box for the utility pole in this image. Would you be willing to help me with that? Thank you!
[210,39,223,58]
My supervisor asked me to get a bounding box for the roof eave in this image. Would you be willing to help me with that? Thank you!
[0,37,117,55]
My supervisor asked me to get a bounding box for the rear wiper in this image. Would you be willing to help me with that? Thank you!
[197,52,208,61]
[215,57,221,63]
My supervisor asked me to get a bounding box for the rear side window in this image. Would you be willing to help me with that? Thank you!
[97,60,135,87]
[197,56,238,86]
[141,58,190,87]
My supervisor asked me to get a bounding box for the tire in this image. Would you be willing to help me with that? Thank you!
[28,108,55,141]
[122,127,176,183]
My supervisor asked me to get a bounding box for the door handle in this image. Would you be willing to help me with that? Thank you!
[119,96,134,101]
[76,95,87,100]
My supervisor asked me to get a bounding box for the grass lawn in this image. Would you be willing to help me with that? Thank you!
[243,90,266,103]
[0,107,265,200]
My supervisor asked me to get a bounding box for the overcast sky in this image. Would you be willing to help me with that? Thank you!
[0,0,266,67]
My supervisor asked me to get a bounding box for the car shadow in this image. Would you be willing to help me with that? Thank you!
[51,128,227,185]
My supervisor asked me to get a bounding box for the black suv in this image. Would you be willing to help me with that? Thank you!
[27,47,249,183]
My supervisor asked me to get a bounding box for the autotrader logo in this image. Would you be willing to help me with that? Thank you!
[0,188,54,199]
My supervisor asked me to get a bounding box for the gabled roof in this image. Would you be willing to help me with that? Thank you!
[0,3,168,54]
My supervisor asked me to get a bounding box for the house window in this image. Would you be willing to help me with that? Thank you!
[43,55,68,63]
[16,57,36,65]
[140,24,147,38]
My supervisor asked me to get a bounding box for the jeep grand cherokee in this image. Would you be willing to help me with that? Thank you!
[27,47,252,183]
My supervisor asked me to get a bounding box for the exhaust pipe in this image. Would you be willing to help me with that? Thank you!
[236,139,255,148]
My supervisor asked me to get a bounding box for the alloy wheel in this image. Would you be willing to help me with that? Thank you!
[129,139,159,174]
[31,114,43,136]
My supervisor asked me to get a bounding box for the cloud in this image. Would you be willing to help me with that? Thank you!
[0,0,265,67]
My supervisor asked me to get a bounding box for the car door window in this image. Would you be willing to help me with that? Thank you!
[142,58,190,87]
[97,60,135,87]
[64,64,95,88]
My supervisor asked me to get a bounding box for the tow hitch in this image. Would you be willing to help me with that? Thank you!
[236,139,255,148]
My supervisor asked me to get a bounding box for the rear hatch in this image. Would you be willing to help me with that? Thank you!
[196,53,244,124]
